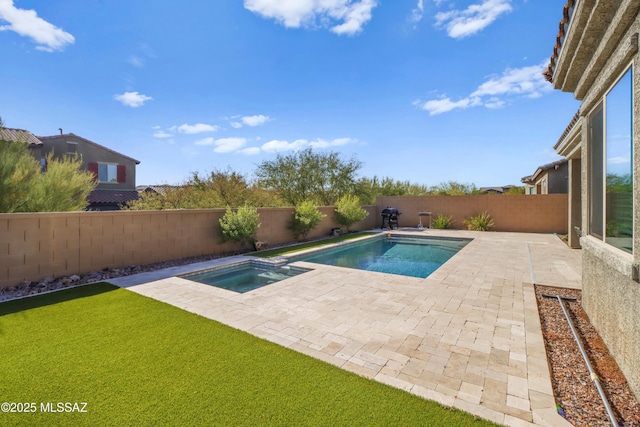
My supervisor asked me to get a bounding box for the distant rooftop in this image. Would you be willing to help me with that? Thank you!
[521,159,568,184]
[0,127,43,147]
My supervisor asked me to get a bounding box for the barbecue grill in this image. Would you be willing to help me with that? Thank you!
[381,207,401,230]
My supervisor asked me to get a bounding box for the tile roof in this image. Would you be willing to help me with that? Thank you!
[136,185,180,195]
[0,127,43,147]
[553,110,581,150]
[87,189,139,204]
[38,133,140,164]
[521,159,568,183]
[479,185,517,194]
[543,0,576,83]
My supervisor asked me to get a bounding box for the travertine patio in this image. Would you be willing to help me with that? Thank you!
[110,230,581,427]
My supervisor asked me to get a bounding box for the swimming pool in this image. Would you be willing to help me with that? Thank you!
[291,235,471,278]
[180,261,311,293]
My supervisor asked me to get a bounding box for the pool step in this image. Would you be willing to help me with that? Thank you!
[258,272,291,282]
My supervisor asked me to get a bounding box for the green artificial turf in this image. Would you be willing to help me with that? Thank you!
[254,231,379,258]
[0,284,497,426]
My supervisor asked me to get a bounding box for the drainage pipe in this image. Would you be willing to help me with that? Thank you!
[542,293,619,427]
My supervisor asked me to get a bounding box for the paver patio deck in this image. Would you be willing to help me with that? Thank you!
[110,230,581,427]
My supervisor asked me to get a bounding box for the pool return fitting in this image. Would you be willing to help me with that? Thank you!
[542,293,620,427]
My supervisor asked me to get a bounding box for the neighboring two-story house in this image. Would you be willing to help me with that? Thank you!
[520,159,568,195]
[37,133,140,210]
[1,127,140,210]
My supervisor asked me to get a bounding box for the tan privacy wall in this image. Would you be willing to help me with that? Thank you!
[0,195,567,288]
[375,194,568,233]
[0,206,376,288]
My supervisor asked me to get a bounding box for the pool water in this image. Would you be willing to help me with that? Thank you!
[293,235,471,278]
[180,261,311,293]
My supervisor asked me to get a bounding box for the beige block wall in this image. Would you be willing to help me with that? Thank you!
[375,194,568,233]
[0,206,377,288]
[0,196,564,289]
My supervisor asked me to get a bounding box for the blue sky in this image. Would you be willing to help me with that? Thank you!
[1,0,580,187]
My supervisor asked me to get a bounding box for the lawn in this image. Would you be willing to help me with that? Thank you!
[254,231,379,258]
[0,284,497,426]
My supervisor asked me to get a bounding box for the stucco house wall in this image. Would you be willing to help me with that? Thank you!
[549,0,640,398]
[38,133,140,210]
[38,133,139,190]
[521,160,568,195]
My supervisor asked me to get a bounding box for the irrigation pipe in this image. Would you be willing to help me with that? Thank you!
[542,293,619,427]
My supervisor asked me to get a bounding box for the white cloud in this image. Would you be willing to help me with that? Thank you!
[484,97,505,109]
[0,0,74,51]
[470,61,552,99]
[128,55,144,68]
[176,123,219,134]
[194,137,215,146]
[261,137,356,153]
[310,137,355,148]
[417,96,481,115]
[435,0,512,38]
[261,139,307,153]
[113,91,153,108]
[241,114,271,127]
[213,137,247,153]
[409,0,424,24]
[244,0,377,36]
[153,130,173,139]
[416,61,551,115]
[238,147,261,155]
[608,156,630,165]
[230,122,243,129]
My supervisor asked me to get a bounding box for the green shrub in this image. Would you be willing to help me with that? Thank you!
[335,194,368,231]
[219,205,261,247]
[290,201,326,240]
[463,211,494,231]
[432,214,453,230]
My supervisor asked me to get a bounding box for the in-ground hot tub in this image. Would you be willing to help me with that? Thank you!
[180,260,311,293]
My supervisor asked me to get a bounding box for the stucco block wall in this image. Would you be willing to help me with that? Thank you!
[0,206,376,288]
[582,245,640,398]
[376,194,568,233]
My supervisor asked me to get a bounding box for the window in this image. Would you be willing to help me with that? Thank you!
[88,162,126,183]
[98,164,118,183]
[66,141,78,155]
[588,67,633,253]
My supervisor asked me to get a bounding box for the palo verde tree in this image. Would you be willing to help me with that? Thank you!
[429,181,481,196]
[355,176,428,204]
[0,120,95,212]
[128,168,280,210]
[190,167,259,208]
[255,148,362,206]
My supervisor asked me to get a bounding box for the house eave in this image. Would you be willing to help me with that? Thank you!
[552,0,640,98]
[555,115,583,159]
[37,133,141,164]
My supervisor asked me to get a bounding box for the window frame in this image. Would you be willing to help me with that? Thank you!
[98,162,119,184]
[586,64,634,254]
